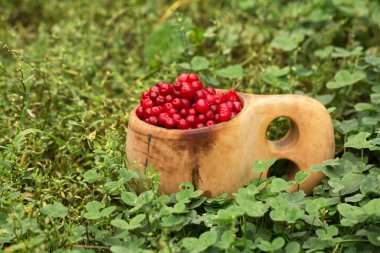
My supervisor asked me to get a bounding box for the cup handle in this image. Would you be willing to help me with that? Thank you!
[248,94,335,194]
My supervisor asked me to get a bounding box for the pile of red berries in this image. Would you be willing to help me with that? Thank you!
[135,73,243,129]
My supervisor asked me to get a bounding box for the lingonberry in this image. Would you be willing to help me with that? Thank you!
[172,113,181,123]
[168,108,177,115]
[160,83,171,95]
[206,94,216,104]
[198,114,207,123]
[148,116,158,125]
[188,73,199,82]
[155,95,165,106]
[172,98,182,109]
[142,91,150,99]
[196,123,205,128]
[233,101,243,112]
[177,73,189,82]
[164,117,176,129]
[136,106,144,119]
[149,91,158,101]
[180,83,195,99]
[191,81,203,91]
[181,99,191,109]
[188,108,197,116]
[195,99,209,114]
[150,86,160,94]
[165,94,173,103]
[144,108,152,118]
[180,108,188,117]
[206,87,216,94]
[151,106,162,116]
[178,119,189,129]
[162,103,173,112]
[186,115,198,126]
[205,110,214,120]
[141,98,154,109]
[158,113,169,125]
[174,82,182,91]
[225,90,239,101]
[214,94,223,104]
[210,104,218,112]
[194,89,206,100]
[219,104,232,122]
[214,113,220,122]
[206,120,215,126]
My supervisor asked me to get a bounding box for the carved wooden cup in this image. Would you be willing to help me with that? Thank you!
[126,92,335,196]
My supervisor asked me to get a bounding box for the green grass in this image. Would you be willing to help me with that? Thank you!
[1,0,380,252]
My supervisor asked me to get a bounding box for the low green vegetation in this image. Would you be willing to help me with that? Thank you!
[1,1,380,252]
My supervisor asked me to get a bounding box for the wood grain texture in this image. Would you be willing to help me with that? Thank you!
[126,91,335,196]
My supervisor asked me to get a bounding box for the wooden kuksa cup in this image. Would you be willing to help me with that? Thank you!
[126,91,335,196]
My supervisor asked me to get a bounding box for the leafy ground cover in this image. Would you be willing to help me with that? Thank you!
[1,0,380,252]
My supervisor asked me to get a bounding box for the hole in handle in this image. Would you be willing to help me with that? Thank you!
[266,117,291,141]
[267,158,299,181]
[266,116,299,150]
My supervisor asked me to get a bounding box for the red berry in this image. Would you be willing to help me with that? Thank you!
[174,82,182,91]
[219,104,232,122]
[144,118,150,123]
[144,108,152,118]
[136,106,144,119]
[225,101,234,111]
[225,90,239,101]
[196,99,209,114]
[206,87,216,94]
[142,91,150,99]
[164,117,176,129]
[215,94,223,104]
[231,112,237,118]
[196,123,205,128]
[163,103,173,112]
[151,106,162,116]
[165,95,173,103]
[180,108,188,117]
[214,113,220,122]
[141,98,154,109]
[168,108,178,115]
[198,114,207,123]
[194,89,206,100]
[172,98,183,109]
[149,92,158,101]
[206,94,216,104]
[205,110,214,120]
[181,99,191,109]
[186,115,198,127]
[178,119,189,129]
[172,113,181,122]
[156,96,165,106]
[210,104,218,112]
[158,113,169,125]
[188,108,197,116]
[173,89,181,97]
[188,73,199,82]
[206,120,215,126]
[233,101,243,112]
[160,83,172,96]
[191,81,203,91]
[180,83,195,99]
[148,116,158,125]
[177,73,189,82]
[150,86,160,94]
